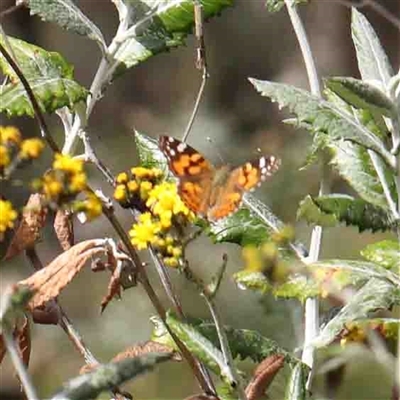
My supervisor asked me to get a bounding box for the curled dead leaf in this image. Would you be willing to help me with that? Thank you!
[18,239,108,310]
[4,194,48,260]
[54,209,74,250]
[101,265,122,313]
[245,354,285,400]
[79,362,100,375]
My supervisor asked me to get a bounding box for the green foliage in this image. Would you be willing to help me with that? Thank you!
[249,78,394,167]
[208,208,272,246]
[327,141,393,209]
[313,278,398,348]
[135,130,168,171]
[351,8,393,85]
[28,0,106,51]
[50,353,172,400]
[325,77,396,118]
[0,36,88,116]
[284,363,308,400]
[297,194,395,232]
[360,240,400,271]
[112,0,233,73]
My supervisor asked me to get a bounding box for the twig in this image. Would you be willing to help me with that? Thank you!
[331,0,400,31]
[284,0,327,385]
[0,41,59,153]
[182,0,209,142]
[2,325,39,400]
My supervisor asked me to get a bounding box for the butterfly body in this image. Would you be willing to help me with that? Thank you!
[159,136,280,221]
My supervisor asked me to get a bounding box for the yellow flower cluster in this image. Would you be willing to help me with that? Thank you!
[340,324,366,347]
[0,199,18,237]
[37,154,87,202]
[114,167,194,267]
[0,126,44,175]
[34,153,101,221]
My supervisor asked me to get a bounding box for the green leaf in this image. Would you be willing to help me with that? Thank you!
[297,194,395,233]
[327,140,394,209]
[265,0,308,13]
[297,195,338,228]
[198,323,301,366]
[134,130,168,170]
[249,79,394,168]
[314,278,397,348]
[113,0,233,72]
[0,78,88,117]
[351,8,393,87]
[152,315,304,367]
[0,36,73,80]
[208,208,272,246]
[28,0,106,51]
[325,77,396,117]
[361,240,400,271]
[233,270,320,303]
[309,259,400,288]
[50,353,172,400]
[273,274,319,303]
[284,363,308,400]
[0,36,88,116]
[165,311,230,379]
[233,270,271,293]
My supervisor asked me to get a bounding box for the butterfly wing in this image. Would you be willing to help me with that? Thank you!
[159,136,214,216]
[207,156,280,221]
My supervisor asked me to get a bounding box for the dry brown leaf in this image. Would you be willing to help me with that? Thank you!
[4,194,48,260]
[54,209,74,250]
[16,317,31,367]
[18,239,107,310]
[245,354,285,400]
[101,266,122,313]
[112,341,180,363]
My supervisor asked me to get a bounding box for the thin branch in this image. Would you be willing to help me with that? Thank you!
[182,257,245,399]
[182,0,209,142]
[0,41,59,153]
[284,0,327,384]
[332,0,400,31]
[2,326,39,400]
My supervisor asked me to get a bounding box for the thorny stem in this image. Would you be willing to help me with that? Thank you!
[0,41,59,153]
[2,326,39,400]
[284,0,327,381]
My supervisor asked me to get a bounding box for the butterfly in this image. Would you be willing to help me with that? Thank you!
[159,135,280,221]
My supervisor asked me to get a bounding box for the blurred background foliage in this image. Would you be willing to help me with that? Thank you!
[0,0,399,399]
